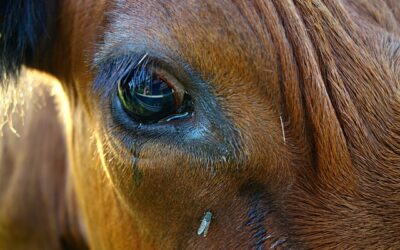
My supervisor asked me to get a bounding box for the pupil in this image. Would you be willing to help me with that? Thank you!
[118,69,181,123]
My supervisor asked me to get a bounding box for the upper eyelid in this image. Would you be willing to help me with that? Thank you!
[93,54,153,98]
[92,52,205,103]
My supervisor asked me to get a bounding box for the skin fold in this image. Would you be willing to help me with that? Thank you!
[1,0,400,249]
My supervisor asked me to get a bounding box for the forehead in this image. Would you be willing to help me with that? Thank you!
[95,0,279,100]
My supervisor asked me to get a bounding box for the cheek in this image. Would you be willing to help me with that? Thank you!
[68,74,295,246]
[95,130,241,237]
[214,82,295,188]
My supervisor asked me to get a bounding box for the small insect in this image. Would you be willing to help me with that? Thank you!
[197,211,213,237]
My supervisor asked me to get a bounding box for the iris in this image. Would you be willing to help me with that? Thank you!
[117,64,193,124]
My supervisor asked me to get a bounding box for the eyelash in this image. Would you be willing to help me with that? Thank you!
[123,55,152,89]
[94,54,171,98]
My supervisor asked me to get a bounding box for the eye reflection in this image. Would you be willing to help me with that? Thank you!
[117,63,193,124]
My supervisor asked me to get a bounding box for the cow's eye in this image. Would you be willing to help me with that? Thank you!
[117,66,193,124]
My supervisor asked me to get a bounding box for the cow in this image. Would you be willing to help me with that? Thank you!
[1,0,400,249]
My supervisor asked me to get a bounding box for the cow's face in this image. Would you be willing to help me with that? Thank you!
[3,0,400,249]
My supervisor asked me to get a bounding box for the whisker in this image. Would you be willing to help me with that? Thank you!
[279,115,285,144]
[270,237,287,249]
[136,53,149,67]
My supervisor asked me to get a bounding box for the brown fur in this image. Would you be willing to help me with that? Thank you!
[1,0,400,249]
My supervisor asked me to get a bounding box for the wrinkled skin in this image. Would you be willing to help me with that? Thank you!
[1,0,400,249]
